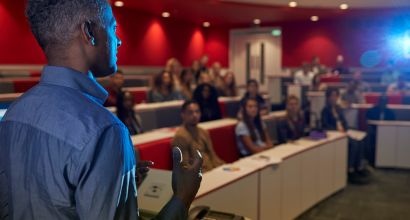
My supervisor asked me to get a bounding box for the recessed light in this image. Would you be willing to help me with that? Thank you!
[289,1,298,8]
[162,12,171,18]
[311,16,319,22]
[203,22,210,28]
[114,1,124,7]
[340,4,349,10]
[253,19,261,25]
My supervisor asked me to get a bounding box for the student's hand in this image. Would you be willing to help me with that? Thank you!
[171,147,203,208]
[136,160,154,186]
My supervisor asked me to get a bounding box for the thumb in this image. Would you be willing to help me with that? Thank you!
[172,147,183,170]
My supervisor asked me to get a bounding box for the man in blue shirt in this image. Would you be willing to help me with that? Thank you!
[0,1,202,219]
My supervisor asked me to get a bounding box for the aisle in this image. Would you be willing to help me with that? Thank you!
[297,169,410,220]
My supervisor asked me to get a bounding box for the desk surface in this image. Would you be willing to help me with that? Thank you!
[368,120,410,127]
[260,131,346,160]
[352,103,410,110]
[195,131,346,199]
[0,93,22,102]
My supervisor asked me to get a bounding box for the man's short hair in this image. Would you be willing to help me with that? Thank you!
[181,100,199,112]
[247,79,258,87]
[325,87,340,98]
[26,0,109,50]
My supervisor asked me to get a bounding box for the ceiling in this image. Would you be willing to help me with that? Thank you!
[116,0,410,26]
[222,0,410,9]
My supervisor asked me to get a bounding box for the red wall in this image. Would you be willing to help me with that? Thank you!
[1,0,409,68]
[0,0,46,64]
[113,7,229,67]
[278,15,410,68]
[0,1,229,67]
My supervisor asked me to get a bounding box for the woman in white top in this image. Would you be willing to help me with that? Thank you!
[235,97,273,157]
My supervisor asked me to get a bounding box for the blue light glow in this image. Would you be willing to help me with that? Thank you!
[404,30,410,58]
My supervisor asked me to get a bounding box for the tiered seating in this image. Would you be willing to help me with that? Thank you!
[132,113,286,170]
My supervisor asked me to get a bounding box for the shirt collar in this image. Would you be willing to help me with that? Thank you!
[40,66,108,105]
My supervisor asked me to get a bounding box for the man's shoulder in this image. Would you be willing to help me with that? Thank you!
[4,84,121,150]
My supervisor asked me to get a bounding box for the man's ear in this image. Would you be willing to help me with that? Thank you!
[81,21,96,46]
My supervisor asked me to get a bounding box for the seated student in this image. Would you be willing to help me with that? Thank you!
[332,55,350,75]
[366,95,396,166]
[294,62,315,86]
[211,62,225,96]
[116,91,143,135]
[165,57,182,91]
[197,71,213,85]
[241,79,268,115]
[193,83,222,122]
[381,60,400,85]
[172,100,225,172]
[236,97,273,157]
[311,73,327,91]
[104,69,124,107]
[277,95,306,144]
[322,88,370,184]
[341,81,365,107]
[387,74,410,93]
[351,71,371,93]
[366,95,396,121]
[148,71,183,103]
[180,68,195,100]
[221,70,238,97]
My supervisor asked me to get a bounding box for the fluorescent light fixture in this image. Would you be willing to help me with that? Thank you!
[253,19,261,25]
[340,4,349,10]
[311,16,319,22]
[114,1,124,7]
[289,1,298,8]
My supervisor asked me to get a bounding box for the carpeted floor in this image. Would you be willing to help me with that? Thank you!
[296,169,410,220]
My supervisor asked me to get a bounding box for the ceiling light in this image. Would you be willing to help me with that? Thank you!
[162,12,171,18]
[311,16,319,22]
[289,1,298,8]
[203,22,211,28]
[253,19,261,25]
[340,4,349,10]
[114,1,124,7]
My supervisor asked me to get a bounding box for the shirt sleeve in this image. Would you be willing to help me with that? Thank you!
[236,122,250,137]
[74,123,138,220]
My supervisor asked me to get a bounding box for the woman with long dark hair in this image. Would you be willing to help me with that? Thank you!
[116,91,143,135]
[192,83,222,122]
[221,70,237,97]
[180,68,195,100]
[321,88,370,184]
[148,70,183,103]
[235,97,273,157]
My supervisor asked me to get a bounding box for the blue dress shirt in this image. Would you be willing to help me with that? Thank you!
[0,66,138,220]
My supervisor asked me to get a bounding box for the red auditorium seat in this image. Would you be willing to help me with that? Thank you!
[364,93,403,104]
[30,71,42,77]
[135,138,173,170]
[218,101,227,118]
[13,79,39,93]
[320,75,341,83]
[124,87,148,104]
[207,124,240,163]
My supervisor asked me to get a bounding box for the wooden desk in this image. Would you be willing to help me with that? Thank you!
[191,132,347,220]
[368,120,410,169]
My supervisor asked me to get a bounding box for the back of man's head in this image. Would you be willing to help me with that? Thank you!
[26,0,109,51]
